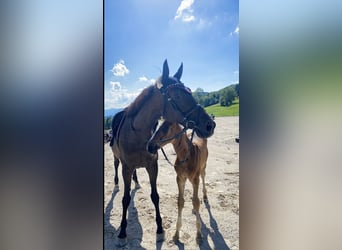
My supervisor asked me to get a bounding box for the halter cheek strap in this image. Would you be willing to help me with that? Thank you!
[182,104,201,129]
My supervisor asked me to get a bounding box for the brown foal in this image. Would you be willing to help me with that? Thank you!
[147,121,209,243]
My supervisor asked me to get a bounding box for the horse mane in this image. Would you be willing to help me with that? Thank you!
[124,85,156,117]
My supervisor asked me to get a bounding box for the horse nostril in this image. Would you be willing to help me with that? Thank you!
[206,121,216,133]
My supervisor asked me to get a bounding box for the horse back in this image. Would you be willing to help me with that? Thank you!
[110,110,126,147]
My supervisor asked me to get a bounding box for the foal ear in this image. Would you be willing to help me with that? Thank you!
[162,59,169,83]
[173,62,183,81]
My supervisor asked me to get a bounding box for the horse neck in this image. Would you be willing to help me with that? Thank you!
[172,131,192,159]
[171,131,207,159]
[132,90,163,131]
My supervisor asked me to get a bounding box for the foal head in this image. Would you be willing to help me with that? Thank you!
[147,121,180,154]
[157,60,216,139]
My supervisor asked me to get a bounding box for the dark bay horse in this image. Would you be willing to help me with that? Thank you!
[110,111,140,189]
[111,60,216,245]
[147,121,209,244]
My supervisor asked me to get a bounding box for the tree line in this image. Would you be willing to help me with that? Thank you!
[192,83,239,107]
[104,117,112,131]
[104,84,239,130]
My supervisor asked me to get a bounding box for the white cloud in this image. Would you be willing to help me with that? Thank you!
[105,76,156,109]
[230,25,239,36]
[183,15,195,22]
[174,0,196,22]
[138,76,155,84]
[105,81,141,109]
[138,76,148,82]
[196,18,212,30]
[111,59,129,77]
[110,81,122,91]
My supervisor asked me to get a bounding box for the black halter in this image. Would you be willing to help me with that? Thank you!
[157,82,200,166]
[160,83,201,130]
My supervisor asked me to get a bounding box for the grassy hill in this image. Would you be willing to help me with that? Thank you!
[205,99,239,117]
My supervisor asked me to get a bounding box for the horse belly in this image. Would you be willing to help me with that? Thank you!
[121,150,157,168]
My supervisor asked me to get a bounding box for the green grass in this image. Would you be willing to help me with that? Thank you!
[205,99,239,117]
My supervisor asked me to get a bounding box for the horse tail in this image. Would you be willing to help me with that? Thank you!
[110,110,126,147]
[110,136,114,147]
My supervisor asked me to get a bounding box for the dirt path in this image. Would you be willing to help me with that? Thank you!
[104,116,239,249]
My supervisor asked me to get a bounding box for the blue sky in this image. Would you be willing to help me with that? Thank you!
[105,0,239,109]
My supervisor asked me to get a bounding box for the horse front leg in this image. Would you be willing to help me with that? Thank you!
[174,175,186,242]
[132,169,141,189]
[191,176,202,244]
[117,164,133,246]
[146,162,165,242]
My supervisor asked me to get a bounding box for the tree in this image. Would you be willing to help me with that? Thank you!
[233,84,239,97]
[104,116,113,130]
[193,88,207,106]
[219,87,237,106]
[194,87,204,93]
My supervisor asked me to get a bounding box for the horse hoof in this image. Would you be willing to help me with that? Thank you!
[196,233,203,245]
[115,237,127,247]
[156,231,165,242]
[173,232,180,243]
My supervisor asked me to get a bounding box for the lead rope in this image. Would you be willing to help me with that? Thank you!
[160,147,174,166]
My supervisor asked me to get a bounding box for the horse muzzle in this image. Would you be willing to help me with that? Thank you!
[195,119,216,138]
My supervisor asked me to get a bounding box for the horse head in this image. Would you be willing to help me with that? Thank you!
[157,59,216,139]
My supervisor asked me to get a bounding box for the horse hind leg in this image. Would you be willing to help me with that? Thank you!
[117,164,133,246]
[146,162,165,242]
[191,176,203,244]
[114,157,119,188]
[201,165,208,202]
[132,169,141,189]
[174,175,186,242]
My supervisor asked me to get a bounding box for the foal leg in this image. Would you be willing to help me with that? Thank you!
[191,176,202,244]
[114,156,119,187]
[146,162,165,241]
[132,169,141,189]
[174,175,186,241]
[117,164,133,246]
[201,165,208,202]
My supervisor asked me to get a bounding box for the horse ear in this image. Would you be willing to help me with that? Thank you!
[162,59,169,83]
[173,62,183,81]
